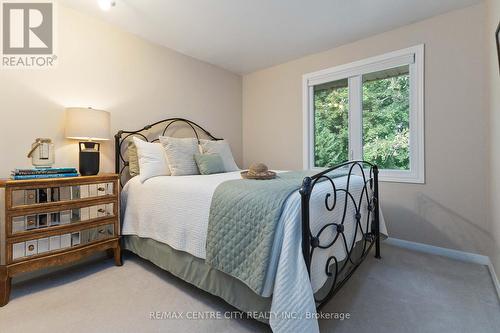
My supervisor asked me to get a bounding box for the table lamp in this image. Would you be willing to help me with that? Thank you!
[65,107,110,176]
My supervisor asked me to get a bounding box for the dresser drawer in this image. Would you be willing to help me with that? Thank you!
[9,222,117,263]
[9,182,115,208]
[9,204,115,235]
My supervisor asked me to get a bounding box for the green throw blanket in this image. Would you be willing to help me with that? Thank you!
[206,170,319,295]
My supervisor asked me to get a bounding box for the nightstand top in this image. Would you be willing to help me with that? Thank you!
[0,173,119,188]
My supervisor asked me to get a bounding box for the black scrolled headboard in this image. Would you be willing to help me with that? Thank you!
[114,117,222,186]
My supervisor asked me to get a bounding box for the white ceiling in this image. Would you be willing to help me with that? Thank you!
[60,0,481,74]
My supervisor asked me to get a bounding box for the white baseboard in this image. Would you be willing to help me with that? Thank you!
[385,237,500,300]
[487,261,500,301]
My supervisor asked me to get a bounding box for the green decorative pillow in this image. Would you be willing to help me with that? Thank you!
[194,153,225,175]
[128,141,140,177]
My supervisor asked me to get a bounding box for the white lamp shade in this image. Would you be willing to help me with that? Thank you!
[65,107,111,141]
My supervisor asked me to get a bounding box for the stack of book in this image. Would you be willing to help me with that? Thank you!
[11,168,79,180]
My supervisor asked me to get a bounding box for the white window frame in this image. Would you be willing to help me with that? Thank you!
[302,45,425,183]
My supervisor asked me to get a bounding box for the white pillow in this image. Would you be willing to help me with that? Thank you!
[159,136,200,176]
[133,137,171,183]
[199,139,239,172]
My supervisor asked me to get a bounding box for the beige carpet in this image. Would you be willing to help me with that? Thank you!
[0,243,499,333]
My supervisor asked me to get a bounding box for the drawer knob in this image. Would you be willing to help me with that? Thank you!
[27,219,35,226]
[98,187,106,192]
[28,245,35,251]
[98,229,105,234]
[98,209,105,213]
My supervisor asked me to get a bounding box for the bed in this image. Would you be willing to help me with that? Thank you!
[115,118,387,333]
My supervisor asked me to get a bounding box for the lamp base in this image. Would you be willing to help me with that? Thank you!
[79,142,100,176]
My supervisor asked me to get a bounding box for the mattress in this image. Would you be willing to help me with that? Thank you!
[121,171,387,333]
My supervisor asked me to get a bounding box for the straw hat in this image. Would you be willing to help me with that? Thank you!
[241,163,276,180]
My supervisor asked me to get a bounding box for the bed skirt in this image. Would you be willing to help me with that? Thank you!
[122,235,272,323]
[123,235,364,321]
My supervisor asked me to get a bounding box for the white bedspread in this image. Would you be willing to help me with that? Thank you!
[122,171,387,333]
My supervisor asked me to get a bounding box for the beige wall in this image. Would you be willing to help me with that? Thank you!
[243,4,494,256]
[0,5,242,177]
[486,0,500,277]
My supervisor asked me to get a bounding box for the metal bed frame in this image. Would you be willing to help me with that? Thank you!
[115,117,381,310]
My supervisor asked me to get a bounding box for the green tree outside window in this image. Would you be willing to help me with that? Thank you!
[314,72,410,170]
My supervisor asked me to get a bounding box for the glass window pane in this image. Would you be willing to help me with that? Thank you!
[314,78,349,167]
[362,65,410,170]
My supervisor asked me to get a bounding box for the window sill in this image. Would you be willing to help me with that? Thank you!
[378,175,425,184]
[379,169,424,184]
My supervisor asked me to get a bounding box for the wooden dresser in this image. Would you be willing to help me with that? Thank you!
[0,174,121,306]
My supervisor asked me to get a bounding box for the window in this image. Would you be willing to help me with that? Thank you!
[314,78,349,167]
[362,65,410,170]
[303,45,424,183]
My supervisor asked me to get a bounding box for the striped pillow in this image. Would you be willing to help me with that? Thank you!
[159,136,199,176]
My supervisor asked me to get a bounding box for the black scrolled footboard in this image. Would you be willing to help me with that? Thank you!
[300,161,381,310]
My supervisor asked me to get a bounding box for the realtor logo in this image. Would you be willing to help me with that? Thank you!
[1,1,57,68]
